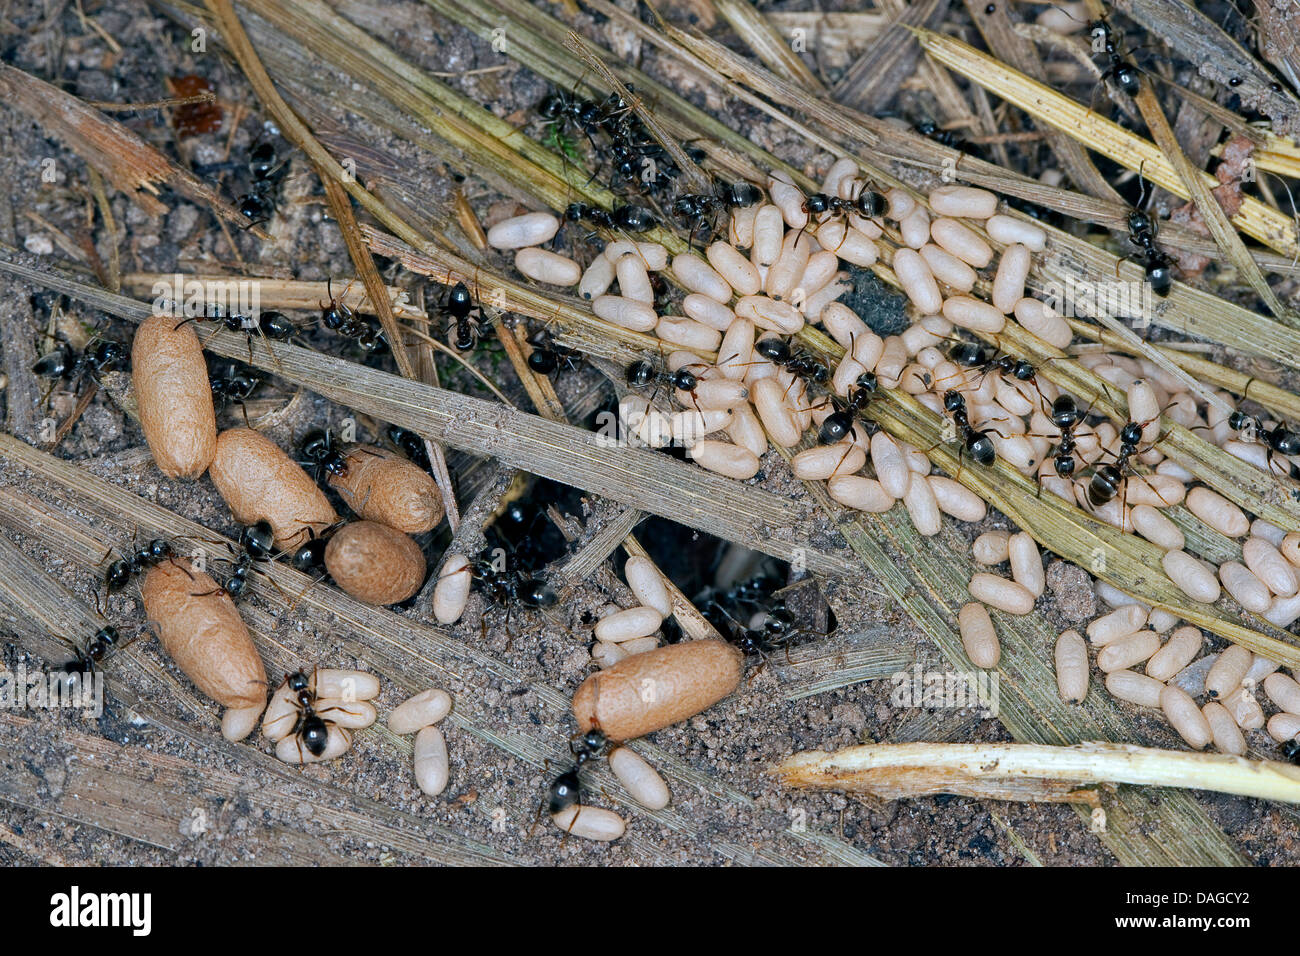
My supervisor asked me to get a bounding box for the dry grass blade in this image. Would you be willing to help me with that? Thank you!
[775,742,1300,805]
[120,273,426,320]
[913,28,1299,258]
[0,62,264,237]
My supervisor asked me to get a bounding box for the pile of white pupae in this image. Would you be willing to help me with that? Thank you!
[1050,580,1300,754]
[485,164,1300,765]
[262,669,458,789]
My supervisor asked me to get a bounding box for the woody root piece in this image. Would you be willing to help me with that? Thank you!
[772,741,1300,805]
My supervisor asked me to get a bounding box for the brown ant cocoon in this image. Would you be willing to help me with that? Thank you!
[766,231,812,300]
[572,639,743,741]
[615,254,655,304]
[1097,630,1160,672]
[328,445,443,535]
[991,244,1031,313]
[672,253,732,303]
[593,294,658,332]
[1264,672,1300,715]
[551,805,626,841]
[1243,537,1298,596]
[221,704,265,742]
[1055,630,1089,702]
[209,428,338,551]
[140,559,267,710]
[1219,562,1271,613]
[985,215,1046,251]
[1186,488,1248,537]
[683,293,736,332]
[324,520,426,605]
[942,296,1006,334]
[899,207,931,248]
[656,317,722,352]
[1205,644,1252,700]
[687,440,761,479]
[968,573,1034,615]
[131,313,218,478]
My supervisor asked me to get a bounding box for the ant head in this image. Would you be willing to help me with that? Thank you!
[943,390,965,413]
[286,670,311,693]
[802,193,831,215]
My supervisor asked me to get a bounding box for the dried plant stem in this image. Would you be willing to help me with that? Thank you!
[775,742,1300,805]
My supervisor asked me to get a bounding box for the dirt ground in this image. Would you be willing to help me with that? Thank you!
[1,0,1298,867]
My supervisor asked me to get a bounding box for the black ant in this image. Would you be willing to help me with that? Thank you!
[236,140,287,228]
[945,340,1049,408]
[432,281,487,353]
[754,337,832,388]
[388,424,432,472]
[298,428,350,484]
[190,520,276,601]
[1228,410,1300,457]
[672,180,763,247]
[175,307,295,366]
[526,327,582,376]
[54,622,132,694]
[320,279,386,352]
[209,361,261,422]
[32,338,125,386]
[1045,393,1087,479]
[802,186,886,225]
[1089,17,1141,98]
[469,551,558,612]
[625,357,710,410]
[915,119,973,153]
[1282,738,1300,766]
[274,669,365,761]
[102,536,175,598]
[1084,413,1163,508]
[942,390,1001,467]
[546,726,611,817]
[1124,200,1174,297]
[819,371,878,445]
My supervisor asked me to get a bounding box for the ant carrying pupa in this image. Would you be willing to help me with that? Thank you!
[262,669,375,763]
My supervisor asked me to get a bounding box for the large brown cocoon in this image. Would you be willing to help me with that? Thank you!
[572,640,743,741]
[131,314,217,478]
[209,428,337,550]
[141,559,266,708]
[324,520,426,605]
[328,445,443,534]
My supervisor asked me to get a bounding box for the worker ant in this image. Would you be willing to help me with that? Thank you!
[191,520,276,601]
[319,279,386,352]
[298,428,349,483]
[53,623,133,694]
[236,140,287,228]
[1089,16,1141,98]
[819,371,878,445]
[1084,413,1164,509]
[942,390,1003,467]
[271,669,363,760]
[1045,394,1088,479]
[753,337,832,393]
[546,726,612,817]
[101,535,175,598]
[915,119,974,154]
[388,424,433,472]
[672,180,763,247]
[431,281,487,353]
[1123,199,1174,297]
[802,186,886,225]
[526,327,582,376]
[625,356,711,411]
[1227,410,1300,457]
[1282,738,1300,766]
[175,306,296,366]
[32,337,125,386]
[209,361,261,422]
